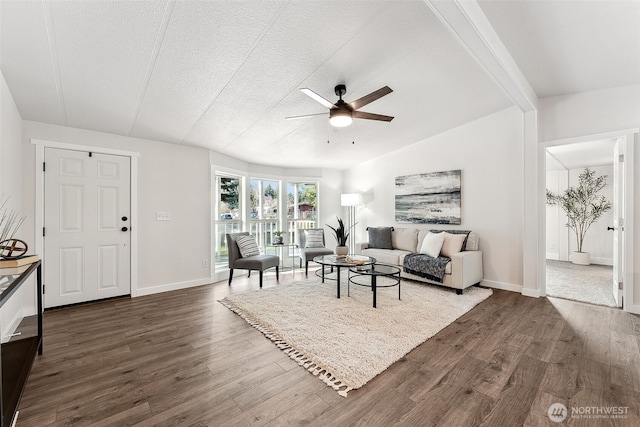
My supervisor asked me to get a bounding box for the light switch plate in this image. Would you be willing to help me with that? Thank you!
[156,211,171,221]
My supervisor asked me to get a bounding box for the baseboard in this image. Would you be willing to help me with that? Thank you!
[590,257,613,266]
[480,279,522,294]
[134,277,213,297]
[624,302,640,315]
[521,287,541,298]
[546,252,559,260]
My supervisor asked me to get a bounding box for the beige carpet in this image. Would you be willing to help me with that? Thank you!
[219,278,492,396]
[546,260,616,307]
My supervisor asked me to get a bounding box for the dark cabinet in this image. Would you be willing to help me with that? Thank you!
[0,261,42,427]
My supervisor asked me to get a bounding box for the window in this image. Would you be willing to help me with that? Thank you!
[249,178,280,247]
[214,174,242,271]
[287,182,319,245]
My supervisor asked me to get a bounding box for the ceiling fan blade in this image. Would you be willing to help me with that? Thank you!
[353,111,394,122]
[300,88,335,109]
[348,86,393,110]
[285,112,327,120]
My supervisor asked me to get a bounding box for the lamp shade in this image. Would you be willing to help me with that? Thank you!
[341,193,363,206]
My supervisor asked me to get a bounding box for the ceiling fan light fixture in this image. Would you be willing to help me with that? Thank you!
[329,109,353,127]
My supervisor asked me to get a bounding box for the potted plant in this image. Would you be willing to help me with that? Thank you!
[272,230,284,245]
[327,216,352,256]
[546,168,612,265]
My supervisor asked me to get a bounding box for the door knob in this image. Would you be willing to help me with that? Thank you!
[122,216,128,221]
[121,227,128,232]
[607,226,614,231]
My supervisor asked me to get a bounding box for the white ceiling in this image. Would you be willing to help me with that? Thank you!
[1,1,638,169]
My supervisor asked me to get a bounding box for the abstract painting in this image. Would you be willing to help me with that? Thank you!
[395,170,461,224]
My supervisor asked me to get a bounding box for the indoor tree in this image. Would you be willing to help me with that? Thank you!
[546,168,612,254]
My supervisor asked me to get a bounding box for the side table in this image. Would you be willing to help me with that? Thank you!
[265,243,298,272]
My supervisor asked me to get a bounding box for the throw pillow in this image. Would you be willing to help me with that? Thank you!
[236,235,260,257]
[305,230,324,248]
[440,232,466,257]
[367,226,393,249]
[419,232,445,258]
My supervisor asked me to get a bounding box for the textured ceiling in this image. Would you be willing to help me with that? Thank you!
[1,1,638,169]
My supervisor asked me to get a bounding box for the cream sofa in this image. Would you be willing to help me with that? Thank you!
[357,228,483,294]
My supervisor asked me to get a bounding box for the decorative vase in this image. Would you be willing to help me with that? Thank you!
[571,251,590,265]
[336,245,348,256]
[272,236,283,245]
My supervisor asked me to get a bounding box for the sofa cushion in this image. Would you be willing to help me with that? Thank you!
[367,226,393,249]
[419,232,445,258]
[392,228,418,252]
[361,248,410,265]
[440,232,466,257]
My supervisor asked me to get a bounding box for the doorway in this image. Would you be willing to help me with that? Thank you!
[542,133,633,310]
[43,148,131,308]
[33,140,140,307]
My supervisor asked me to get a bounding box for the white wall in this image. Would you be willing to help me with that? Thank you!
[1,70,22,210]
[19,120,345,296]
[21,121,213,294]
[545,170,568,260]
[539,84,640,311]
[546,166,614,265]
[1,70,35,339]
[539,85,640,142]
[343,106,525,292]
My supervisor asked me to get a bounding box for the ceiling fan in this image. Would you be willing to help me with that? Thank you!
[286,84,394,128]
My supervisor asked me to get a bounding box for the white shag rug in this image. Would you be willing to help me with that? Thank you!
[218,278,492,396]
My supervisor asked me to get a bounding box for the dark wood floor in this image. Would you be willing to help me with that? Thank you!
[17,270,640,426]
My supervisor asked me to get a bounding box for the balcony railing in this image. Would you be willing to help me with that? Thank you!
[214,219,318,272]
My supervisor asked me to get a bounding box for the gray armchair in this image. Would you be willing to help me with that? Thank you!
[226,232,279,288]
[298,228,333,275]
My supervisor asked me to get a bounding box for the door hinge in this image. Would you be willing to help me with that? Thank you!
[43,162,46,172]
[43,227,46,237]
[619,154,624,162]
[43,284,45,294]
[89,152,92,157]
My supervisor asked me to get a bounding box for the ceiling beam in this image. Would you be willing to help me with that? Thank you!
[424,0,538,112]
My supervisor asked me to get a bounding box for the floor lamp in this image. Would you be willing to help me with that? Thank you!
[341,193,363,255]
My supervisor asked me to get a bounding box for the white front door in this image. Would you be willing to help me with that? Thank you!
[44,148,131,308]
[612,138,624,307]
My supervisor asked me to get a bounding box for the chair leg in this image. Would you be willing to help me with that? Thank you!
[305,261,309,276]
[276,266,279,281]
[228,269,233,286]
[248,270,251,278]
[259,271,263,288]
[456,289,463,295]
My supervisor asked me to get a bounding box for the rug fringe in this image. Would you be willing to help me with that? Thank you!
[219,298,352,397]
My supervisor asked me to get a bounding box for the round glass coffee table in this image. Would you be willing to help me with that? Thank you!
[312,255,376,298]
[348,264,401,308]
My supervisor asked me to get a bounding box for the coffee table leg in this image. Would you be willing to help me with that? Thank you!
[372,275,377,308]
[336,266,341,298]
[321,265,325,283]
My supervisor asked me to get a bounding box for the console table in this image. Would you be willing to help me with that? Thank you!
[0,261,43,427]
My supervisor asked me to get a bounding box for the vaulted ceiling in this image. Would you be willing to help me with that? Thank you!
[1,1,638,169]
